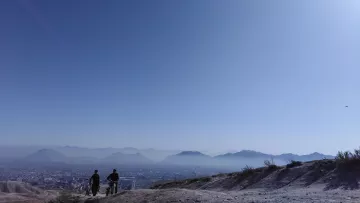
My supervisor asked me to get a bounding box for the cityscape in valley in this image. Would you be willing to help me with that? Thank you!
[0,145,334,193]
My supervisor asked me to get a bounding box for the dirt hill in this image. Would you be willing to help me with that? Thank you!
[12,158,360,202]
[69,159,360,202]
[151,159,349,191]
[0,181,56,203]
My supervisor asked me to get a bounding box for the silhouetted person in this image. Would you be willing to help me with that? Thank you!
[89,170,100,196]
[107,169,119,195]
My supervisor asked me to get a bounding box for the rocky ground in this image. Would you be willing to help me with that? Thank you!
[79,159,360,203]
[80,186,360,203]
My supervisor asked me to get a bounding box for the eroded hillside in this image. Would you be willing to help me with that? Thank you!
[151,159,359,191]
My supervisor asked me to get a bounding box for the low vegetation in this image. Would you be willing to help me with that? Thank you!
[335,148,360,171]
[286,160,302,168]
[264,158,279,170]
[232,165,256,183]
[187,177,211,184]
[241,165,255,176]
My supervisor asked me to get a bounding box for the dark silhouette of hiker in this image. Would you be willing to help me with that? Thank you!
[106,169,119,195]
[89,170,100,196]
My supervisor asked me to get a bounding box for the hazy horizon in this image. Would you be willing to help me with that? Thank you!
[0,144,337,156]
[1,1,359,156]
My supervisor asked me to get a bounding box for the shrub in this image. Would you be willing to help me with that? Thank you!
[233,165,255,183]
[227,172,235,177]
[336,151,352,161]
[199,177,211,182]
[188,177,211,184]
[286,160,302,168]
[264,157,279,170]
[335,148,360,171]
[241,165,255,176]
[188,178,199,183]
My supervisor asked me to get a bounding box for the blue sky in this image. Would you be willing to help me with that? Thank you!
[1,0,359,155]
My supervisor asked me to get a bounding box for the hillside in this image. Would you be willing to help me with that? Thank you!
[0,181,56,203]
[152,159,342,191]
[55,158,360,203]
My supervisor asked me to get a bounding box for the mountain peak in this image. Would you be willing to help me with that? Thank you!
[233,150,270,158]
[177,151,207,156]
[26,149,66,162]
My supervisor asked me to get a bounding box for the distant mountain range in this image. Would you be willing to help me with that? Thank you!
[161,150,334,168]
[162,151,213,166]
[22,149,154,165]
[55,146,179,162]
[3,146,335,169]
[214,150,334,162]
[25,149,67,163]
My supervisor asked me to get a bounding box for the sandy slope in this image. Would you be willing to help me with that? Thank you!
[81,186,360,203]
[0,181,56,203]
[80,160,360,203]
[6,159,360,202]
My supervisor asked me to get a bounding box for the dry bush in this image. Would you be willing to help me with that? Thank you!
[188,177,211,184]
[286,160,302,168]
[336,148,360,171]
[241,165,255,177]
[264,157,279,170]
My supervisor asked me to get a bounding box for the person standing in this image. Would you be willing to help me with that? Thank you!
[106,169,119,195]
[89,170,100,196]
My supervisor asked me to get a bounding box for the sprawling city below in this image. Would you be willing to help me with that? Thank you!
[0,163,230,193]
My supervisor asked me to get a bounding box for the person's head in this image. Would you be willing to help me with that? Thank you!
[94,170,98,174]
[113,169,116,173]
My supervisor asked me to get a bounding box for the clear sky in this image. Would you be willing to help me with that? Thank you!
[1,0,359,155]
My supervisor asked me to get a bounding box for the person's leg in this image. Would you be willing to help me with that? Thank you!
[110,184,114,194]
[92,185,97,196]
[115,182,118,194]
[106,187,110,196]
